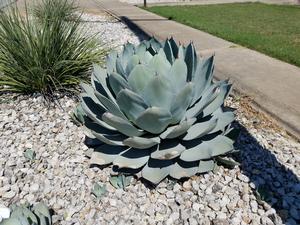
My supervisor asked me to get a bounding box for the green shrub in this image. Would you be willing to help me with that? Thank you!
[32,0,79,22]
[0,0,107,99]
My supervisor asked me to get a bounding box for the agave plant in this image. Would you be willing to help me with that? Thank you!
[0,202,52,225]
[77,37,238,184]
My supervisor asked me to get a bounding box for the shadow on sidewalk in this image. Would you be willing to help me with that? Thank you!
[120,16,153,42]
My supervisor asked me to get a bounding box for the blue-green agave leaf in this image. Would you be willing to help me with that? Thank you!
[169,163,198,179]
[148,50,171,76]
[32,203,51,224]
[123,136,160,149]
[91,145,128,165]
[102,112,144,137]
[108,72,130,96]
[210,110,235,134]
[202,83,232,117]
[116,89,148,121]
[178,45,185,59]
[92,65,116,102]
[170,82,194,123]
[168,37,179,59]
[141,159,172,184]
[126,54,140,74]
[94,91,127,120]
[180,135,234,161]
[116,57,127,78]
[198,160,216,173]
[167,58,187,93]
[135,107,172,134]
[163,39,175,64]
[114,148,150,169]
[186,82,221,118]
[142,75,173,110]
[24,149,36,161]
[160,118,196,139]
[92,183,107,198]
[191,55,214,105]
[128,64,155,94]
[183,118,217,141]
[80,94,116,130]
[185,42,197,81]
[106,50,118,73]
[151,140,185,160]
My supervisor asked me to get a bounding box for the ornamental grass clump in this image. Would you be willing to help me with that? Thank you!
[0,0,106,99]
[76,38,239,184]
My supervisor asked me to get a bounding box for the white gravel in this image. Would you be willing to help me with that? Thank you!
[79,13,141,50]
[0,12,300,225]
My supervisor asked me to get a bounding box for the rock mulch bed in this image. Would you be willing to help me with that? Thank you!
[0,12,299,225]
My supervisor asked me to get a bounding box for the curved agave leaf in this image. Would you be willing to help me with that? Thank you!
[0,218,23,225]
[141,158,173,184]
[135,43,147,58]
[183,118,217,141]
[186,82,221,118]
[85,120,126,146]
[202,83,232,117]
[102,112,144,137]
[126,54,140,75]
[168,37,179,59]
[163,39,175,64]
[191,55,214,105]
[169,161,198,179]
[142,75,173,110]
[108,72,130,96]
[113,148,150,169]
[106,50,118,73]
[81,83,104,108]
[185,42,197,81]
[178,45,186,59]
[139,51,153,65]
[127,64,155,94]
[116,57,127,78]
[167,58,187,93]
[149,38,162,53]
[32,202,51,224]
[91,144,128,165]
[94,91,127,120]
[170,82,194,123]
[198,160,216,173]
[122,42,135,67]
[148,50,171,76]
[160,117,196,139]
[210,110,235,134]
[92,131,126,146]
[151,140,185,160]
[180,135,234,161]
[116,89,148,121]
[92,64,116,103]
[123,136,160,149]
[135,107,172,134]
[81,94,116,131]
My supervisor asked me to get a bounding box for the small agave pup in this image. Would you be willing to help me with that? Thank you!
[76,37,239,185]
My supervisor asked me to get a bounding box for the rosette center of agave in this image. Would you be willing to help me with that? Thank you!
[78,38,238,184]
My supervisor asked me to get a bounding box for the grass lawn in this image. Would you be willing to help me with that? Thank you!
[145,3,300,67]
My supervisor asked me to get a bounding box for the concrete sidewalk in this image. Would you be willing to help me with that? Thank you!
[122,0,299,7]
[96,0,300,139]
